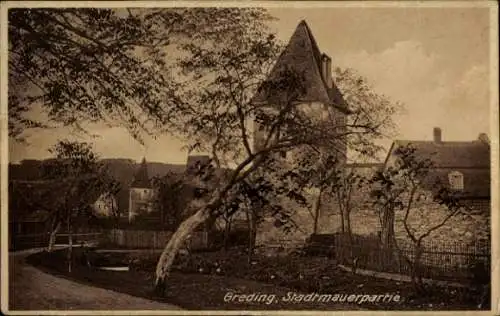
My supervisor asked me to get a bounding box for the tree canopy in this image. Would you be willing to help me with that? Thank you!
[8,8,274,142]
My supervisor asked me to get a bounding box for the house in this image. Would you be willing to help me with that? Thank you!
[128,157,155,222]
[92,192,119,218]
[383,127,490,211]
[127,155,222,223]
[382,127,490,245]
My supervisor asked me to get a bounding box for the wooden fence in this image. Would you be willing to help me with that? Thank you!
[100,229,211,251]
[10,231,102,251]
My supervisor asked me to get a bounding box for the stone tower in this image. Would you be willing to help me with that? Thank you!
[252,20,350,163]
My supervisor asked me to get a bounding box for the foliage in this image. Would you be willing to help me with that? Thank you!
[151,172,189,228]
[9,7,400,289]
[333,67,401,157]
[8,8,274,142]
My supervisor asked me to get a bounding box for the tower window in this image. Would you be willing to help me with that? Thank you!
[448,171,464,191]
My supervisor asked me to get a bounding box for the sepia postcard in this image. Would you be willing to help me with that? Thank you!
[1,1,498,315]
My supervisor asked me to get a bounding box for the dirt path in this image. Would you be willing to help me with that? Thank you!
[7,249,182,311]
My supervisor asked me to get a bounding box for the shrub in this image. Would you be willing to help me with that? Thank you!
[211,228,252,250]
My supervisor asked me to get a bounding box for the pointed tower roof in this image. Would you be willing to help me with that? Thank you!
[253,20,349,113]
[131,157,151,188]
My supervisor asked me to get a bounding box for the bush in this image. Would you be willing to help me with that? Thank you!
[210,228,252,250]
[303,234,336,257]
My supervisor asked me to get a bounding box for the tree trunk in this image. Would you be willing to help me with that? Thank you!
[160,205,165,226]
[312,189,323,234]
[413,241,424,292]
[346,209,353,237]
[154,204,211,295]
[340,210,345,233]
[251,210,258,253]
[112,197,120,227]
[47,220,61,252]
[380,207,395,249]
[245,207,256,263]
[67,215,73,273]
[345,209,356,271]
[223,217,231,251]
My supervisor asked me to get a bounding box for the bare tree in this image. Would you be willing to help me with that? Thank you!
[41,141,107,273]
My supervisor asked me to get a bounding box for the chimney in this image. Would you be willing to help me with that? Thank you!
[321,53,332,88]
[433,127,442,143]
[478,133,490,145]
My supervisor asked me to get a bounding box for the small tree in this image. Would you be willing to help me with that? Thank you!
[93,176,122,226]
[151,173,187,229]
[40,140,106,273]
[371,144,472,291]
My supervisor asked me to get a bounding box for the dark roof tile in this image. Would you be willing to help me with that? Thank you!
[392,140,490,168]
[386,139,490,199]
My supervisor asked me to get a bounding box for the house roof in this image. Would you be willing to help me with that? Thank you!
[252,20,350,114]
[131,157,151,188]
[384,139,490,199]
[385,140,490,169]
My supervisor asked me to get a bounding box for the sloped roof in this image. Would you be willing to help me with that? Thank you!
[252,20,349,113]
[131,157,151,188]
[387,140,490,168]
[384,139,490,199]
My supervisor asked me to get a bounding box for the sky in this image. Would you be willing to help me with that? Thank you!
[8,5,493,164]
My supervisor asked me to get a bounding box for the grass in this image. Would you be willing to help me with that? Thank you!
[26,247,489,311]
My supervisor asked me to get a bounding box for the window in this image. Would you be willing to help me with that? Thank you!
[448,171,464,191]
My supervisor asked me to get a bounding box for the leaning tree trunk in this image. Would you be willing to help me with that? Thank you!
[154,201,211,295]
[223,217,231,251]
[47,220,61,252]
